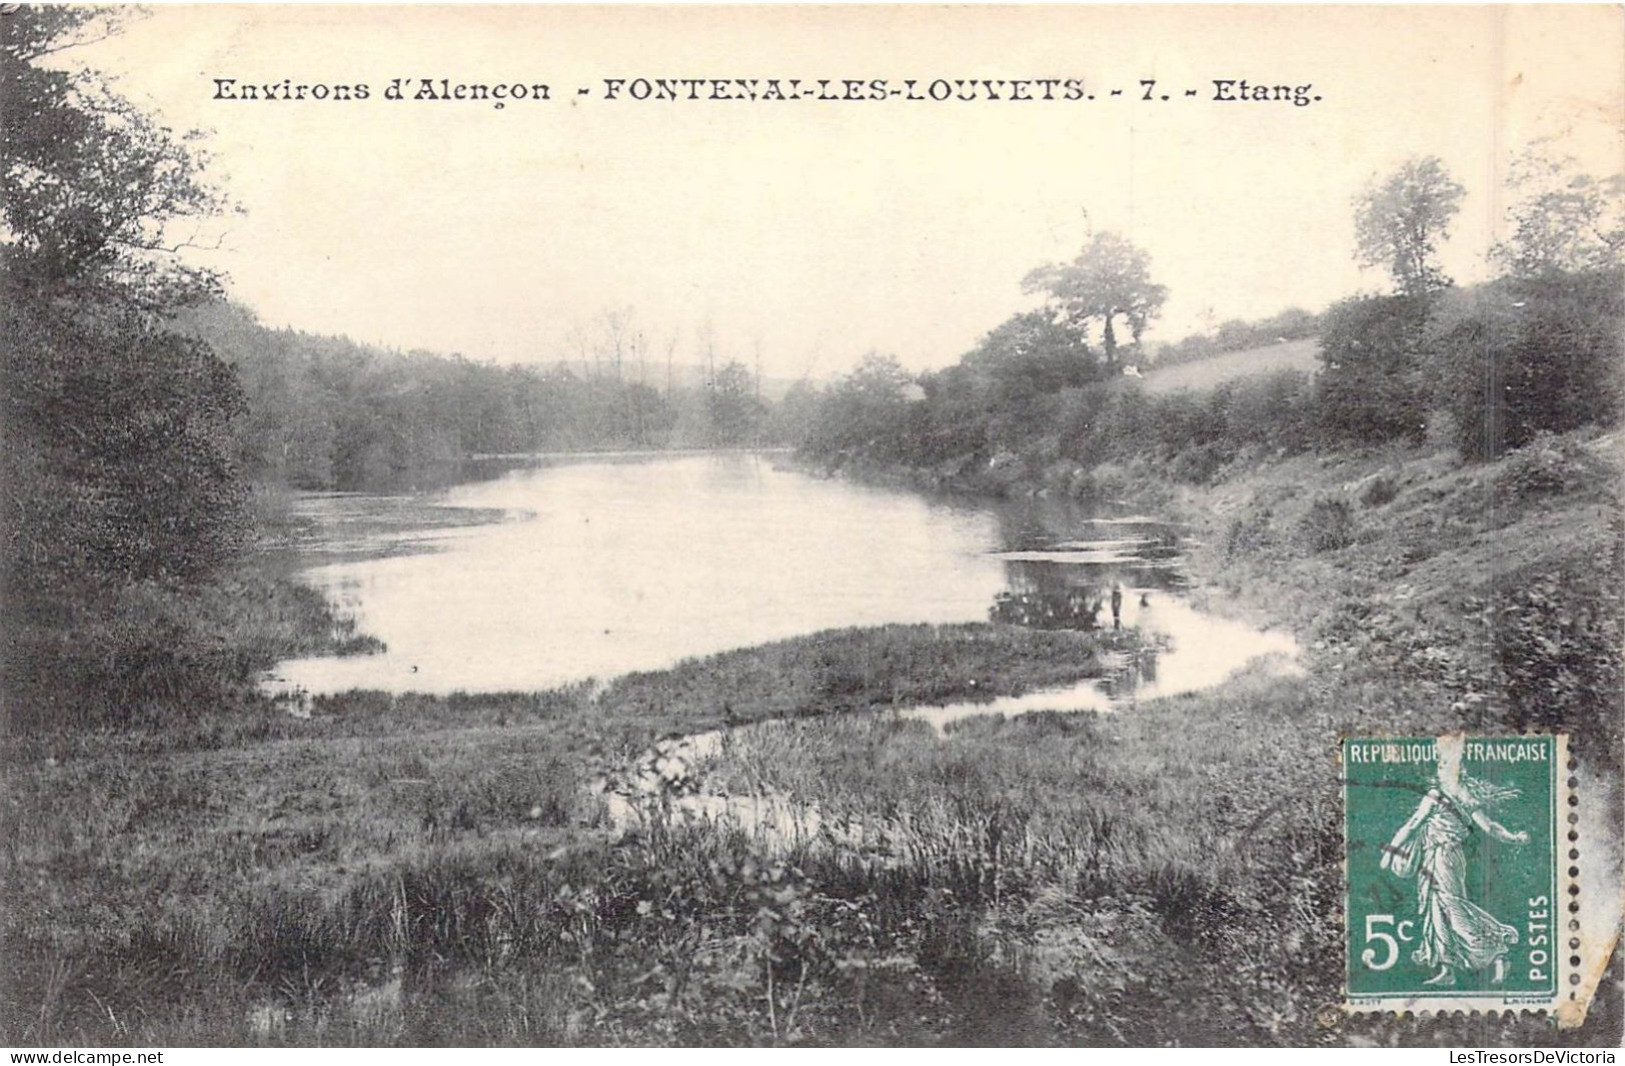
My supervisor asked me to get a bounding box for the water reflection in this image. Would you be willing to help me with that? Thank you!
[983,500,1189,634]
[269,454,1007,695]
[898,500,1300,730]
[905,593,1301,733]
[989,587,1103,629]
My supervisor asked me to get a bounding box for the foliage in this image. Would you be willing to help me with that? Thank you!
[180,302,699,491]
[705,360,766,446]
[1314,294,1430,445]
[967,310,1096,386]
[1,566,376,731]
[1493,534,1623,756]
[766,380,822,449]
[799,353,920,462]
[1353,156,1465,298]
[1224,507,1275,559]
[1436,270,1624,460]
[1,7,229,309]
[1,288,250,597]
[1492,432,1608,503]
[1022,232,1167,368]
[0,9,258,723]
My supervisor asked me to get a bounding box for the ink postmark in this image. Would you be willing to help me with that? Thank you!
[1343,734,1571,1013]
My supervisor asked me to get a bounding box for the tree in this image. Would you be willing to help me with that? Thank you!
[705,360,764,446]
[3,6,249,589]
[966,310,1096,385]
[962,309,1095,448]
[803,353,917,459]
[2,8,250,722]
[1353,156,1465,298]
[767,378,821,448]
[1491,148,1625,278]
[2,285,249,590]
[1022,231,1167,370]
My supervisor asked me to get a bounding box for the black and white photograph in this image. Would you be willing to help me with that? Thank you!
[1,3,1621,1050]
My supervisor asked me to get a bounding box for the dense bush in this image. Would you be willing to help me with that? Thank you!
[0,567,378,731]
[0,288,266,730]
[799,270,1618,492]
[1437,269,1625,460]
[1314,294,1431,445]
[1224,508,1275,559]
[2,293,250,596]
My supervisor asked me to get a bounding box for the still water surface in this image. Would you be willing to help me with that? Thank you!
[267,453,1293,700]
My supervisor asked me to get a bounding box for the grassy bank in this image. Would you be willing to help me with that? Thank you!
[2,430,1620,1046]
[0,623,1137,1045]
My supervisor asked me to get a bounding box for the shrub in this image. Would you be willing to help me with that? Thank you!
[1223,507,1274,559]
[1493,433,1603,502]
[1226,369,1317,454]
[1296,498,1355,553]
[1314,294,1432,446]
[1166,442,1228,485]
[1437,269,1625,461]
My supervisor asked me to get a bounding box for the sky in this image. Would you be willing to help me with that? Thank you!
[72,5,1625,380]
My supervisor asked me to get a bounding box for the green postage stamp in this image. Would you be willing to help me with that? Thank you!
[1343,733,1574,1014]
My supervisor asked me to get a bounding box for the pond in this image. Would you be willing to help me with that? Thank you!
[264,453,1296,704]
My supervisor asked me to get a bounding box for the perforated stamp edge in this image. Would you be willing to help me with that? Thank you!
[1338,734,1612,1026]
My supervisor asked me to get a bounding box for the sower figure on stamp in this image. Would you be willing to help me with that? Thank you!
[1380,735,1528,987]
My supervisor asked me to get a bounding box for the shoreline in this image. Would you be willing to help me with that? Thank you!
[4,429,1618,1046]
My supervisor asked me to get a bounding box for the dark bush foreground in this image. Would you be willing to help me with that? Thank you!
[1439,270,1624,461]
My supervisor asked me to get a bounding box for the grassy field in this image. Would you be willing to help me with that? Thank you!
[1,429,1619,1046]
[1141,338,1319,395]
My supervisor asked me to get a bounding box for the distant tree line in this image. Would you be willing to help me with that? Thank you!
[795,152,1623,492]
[180,303,782,493]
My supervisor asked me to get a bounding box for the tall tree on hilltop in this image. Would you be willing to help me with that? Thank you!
[1491,147,1625,278]
[1022,231,1167,370]
[1353,156,1465,298]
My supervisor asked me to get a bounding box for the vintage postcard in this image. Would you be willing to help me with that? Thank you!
[2,4,1621,1051]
